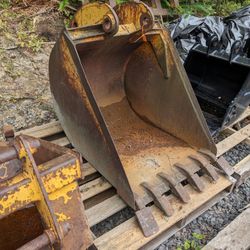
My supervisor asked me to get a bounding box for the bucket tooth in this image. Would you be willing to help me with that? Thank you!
[198,149,234,176]
[175,163,205,192]
[141,182,174,216]
[188,155,219,182]
[198,148,217,161]
[157,172,191,203]
[216,157,234,177]
[135,195,159,237]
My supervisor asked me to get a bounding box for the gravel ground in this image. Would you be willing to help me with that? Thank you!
[0,46,57,140]
[0,3,249,250]
[0,4,60,139]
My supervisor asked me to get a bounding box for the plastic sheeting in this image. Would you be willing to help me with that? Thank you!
[168,6,250,62]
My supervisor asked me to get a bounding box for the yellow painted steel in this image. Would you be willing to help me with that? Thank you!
[0,135,83,248]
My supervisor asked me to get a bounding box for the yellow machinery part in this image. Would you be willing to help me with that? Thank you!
[0,133,93,250]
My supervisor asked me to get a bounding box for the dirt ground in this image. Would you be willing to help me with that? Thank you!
[0,1,64,139]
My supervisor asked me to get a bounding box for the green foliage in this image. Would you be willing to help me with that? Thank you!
[166,0,250,17]
[58,0,82,12]
[192,232,205,240]
[215,1,242,16]
[57,0,250,19]
[59,0,70,11]
[177,232,205,250]
[177,3,214,16]
[0,0,11,9]
[17,31,43,52]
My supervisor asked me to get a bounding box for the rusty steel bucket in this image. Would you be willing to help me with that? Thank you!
[49,2,232,237]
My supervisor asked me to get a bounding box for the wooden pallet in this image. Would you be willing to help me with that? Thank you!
[15,109,250,250]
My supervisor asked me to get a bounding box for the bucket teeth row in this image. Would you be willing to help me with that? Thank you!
[189,154,219,182]
[175,163,205,192]
[135,152,229,237]
[158,172,190,203]
[141,182,174,216]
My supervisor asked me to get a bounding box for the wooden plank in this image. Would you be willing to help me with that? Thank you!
[229,108,250,128]
[16,121,62,138]
[52,136,70,146]
[203,207,250,250]
[85,195,126,227]
[94,176,232,250]
[216,124,250,156]
[225,127,250,145]
[233,155,250,187]
[80,177,112,201]
[142,191,228,250]
[12,118,250,250]
[18,119,248,188]
[234,155,250,173]
[83,163,98,177]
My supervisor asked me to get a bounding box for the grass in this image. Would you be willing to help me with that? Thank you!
[166,0,250,17]
[0,7,44,52]
[176,232,205,250]
[0,0,11,9]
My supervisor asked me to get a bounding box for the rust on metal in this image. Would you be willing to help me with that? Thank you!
[199,149,234,177]
[141,182,174,216]
[3,125,15,141]
[135,193,159,237]
[0,135,93,249]
[158,172,191,203]
[189,154,219,182]
[216,157,234,177]
[175,163,205,192]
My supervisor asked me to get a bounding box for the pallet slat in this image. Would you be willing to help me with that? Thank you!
[83,163,99,177]
[86,195,126,227]
[16,121,62,138]
[80,177,112,201]
[229,108,250,127]
[217,124,250,156]
[52,137,70,147]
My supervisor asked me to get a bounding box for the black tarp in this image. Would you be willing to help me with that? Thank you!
[167,6,250,134]
[168,6,250,62]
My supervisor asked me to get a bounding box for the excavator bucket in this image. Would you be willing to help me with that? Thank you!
[184,40,250,134]
[49,2,233,237]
